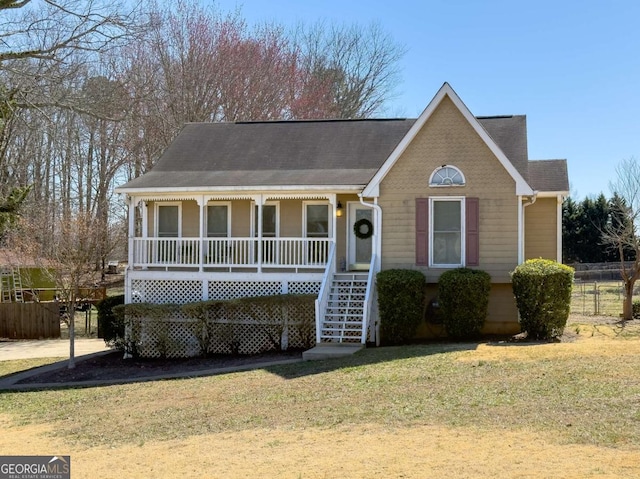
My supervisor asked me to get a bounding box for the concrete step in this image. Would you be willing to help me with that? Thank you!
[302,343,364,361]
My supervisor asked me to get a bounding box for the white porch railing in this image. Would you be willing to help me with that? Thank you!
[132,237,332,270]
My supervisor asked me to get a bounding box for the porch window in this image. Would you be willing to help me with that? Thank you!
[156,203,180,263]
[305,203,329,264]
[157,204,179,237]
[254,204,278,237]
[305,204,329,238]
[207,204,229,237]
[254,203,278,264]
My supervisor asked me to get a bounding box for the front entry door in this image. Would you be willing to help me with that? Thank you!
[347,202,373,271]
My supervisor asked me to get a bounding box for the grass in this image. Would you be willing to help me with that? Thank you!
[1,335,639,449]
[0,358,62,377]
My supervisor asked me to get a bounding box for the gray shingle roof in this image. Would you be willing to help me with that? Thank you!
[117,115,567,194]
[120,119,415,189]
[477,115,529,182]
[528,159,569,192]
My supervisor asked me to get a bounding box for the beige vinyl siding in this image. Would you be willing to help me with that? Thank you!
[378,96,519,283]
[279,200,302,237]
[231,200,251,237]
[182,200,199,236]
[525,197,558,261]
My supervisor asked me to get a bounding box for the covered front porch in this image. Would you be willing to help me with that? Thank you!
[122,191,380,348]
[126,192,375,273]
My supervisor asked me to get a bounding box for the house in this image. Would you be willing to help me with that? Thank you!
[115,82,569,349]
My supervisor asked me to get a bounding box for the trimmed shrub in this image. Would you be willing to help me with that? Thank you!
[633,300,640,320]
[182,294,316,355]
[119,294,317,358]
[377,269,426,345]
[438,268,491,339]
[511,259,574,340]
[96,294,125,346]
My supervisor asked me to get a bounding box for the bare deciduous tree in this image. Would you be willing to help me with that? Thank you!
[11,211,101,368]
[293,20,406,118]
[603,157,640,321]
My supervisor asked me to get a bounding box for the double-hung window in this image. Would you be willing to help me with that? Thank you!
[207,204,230,238]
[157,204,179,238]
[430,197,463,267]
[156,203,180,263]
[415,196,479,268]
[254,203,279,263]
[304,202,329,264]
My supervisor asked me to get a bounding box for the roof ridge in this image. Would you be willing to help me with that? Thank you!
[183,118,413,125]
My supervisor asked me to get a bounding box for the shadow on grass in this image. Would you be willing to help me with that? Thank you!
[3,337,560,391]
[0,341,487,392]
[264,342,481,380]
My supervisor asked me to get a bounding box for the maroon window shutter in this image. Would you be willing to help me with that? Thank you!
[466,197,480,266]
[416,198,429,266]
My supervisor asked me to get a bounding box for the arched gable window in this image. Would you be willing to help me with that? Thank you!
[429,165,465,187]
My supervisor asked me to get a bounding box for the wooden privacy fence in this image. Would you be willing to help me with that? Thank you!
[0,302,60,339]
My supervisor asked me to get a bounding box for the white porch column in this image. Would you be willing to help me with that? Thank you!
[197,196,206,273]
[127,195,136,284]
[141,200,148,238]
[140,200,149,270]
[255,194,264,273]
[327,193,337,243]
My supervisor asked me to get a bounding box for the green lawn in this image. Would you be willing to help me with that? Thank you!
[1,334,639,449]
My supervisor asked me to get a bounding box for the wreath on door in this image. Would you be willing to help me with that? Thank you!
[353,218,374,239]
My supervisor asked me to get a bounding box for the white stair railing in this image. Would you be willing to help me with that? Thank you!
[314,242,336,344]
[360,254,378,344]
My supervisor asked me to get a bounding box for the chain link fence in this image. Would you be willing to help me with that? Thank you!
[572,280,626,317]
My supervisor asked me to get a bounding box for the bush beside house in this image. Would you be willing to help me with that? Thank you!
[438,268,491,339]
[110,294,316,358]
[377,269,426,345]
[97,294,125,344]
[511,259,574,340]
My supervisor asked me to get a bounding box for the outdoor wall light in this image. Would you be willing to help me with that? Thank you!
[336,201,343,217]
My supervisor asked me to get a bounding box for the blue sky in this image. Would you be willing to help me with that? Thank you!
[212,0,640,199]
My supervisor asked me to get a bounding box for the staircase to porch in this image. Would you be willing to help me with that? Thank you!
[320,272,368,343]
[303,272,369,360]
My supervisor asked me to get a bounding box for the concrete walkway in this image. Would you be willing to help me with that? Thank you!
[0,338,110,361]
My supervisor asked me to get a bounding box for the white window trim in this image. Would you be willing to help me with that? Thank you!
[303,201,332,238]
[429,165,466,187]
[429,196,465,268]
[155,202,182,237]
[206,201,231,238]
[251,201,280,237]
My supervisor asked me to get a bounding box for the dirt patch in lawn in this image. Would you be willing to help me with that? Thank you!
[2,314,640,478]
[1,416,638,479]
